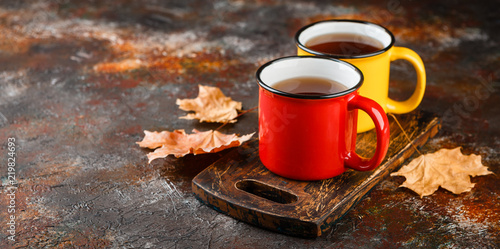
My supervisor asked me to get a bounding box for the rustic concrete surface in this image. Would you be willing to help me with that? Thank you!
[0,0,498,248]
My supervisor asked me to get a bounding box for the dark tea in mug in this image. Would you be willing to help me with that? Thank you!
[305,33,384,56]
[272,76,348,96]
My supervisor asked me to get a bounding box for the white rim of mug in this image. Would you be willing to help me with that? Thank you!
[295,19,396,59]
[256,56,364,100]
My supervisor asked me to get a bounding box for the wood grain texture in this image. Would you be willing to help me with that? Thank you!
[193,111,440,238]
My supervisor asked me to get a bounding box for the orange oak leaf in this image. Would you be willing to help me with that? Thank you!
[391,147,493,197]
[137,129,254,163]
[176,85,242,123]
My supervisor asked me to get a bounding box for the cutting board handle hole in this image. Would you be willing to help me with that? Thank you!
[236,180,298,204]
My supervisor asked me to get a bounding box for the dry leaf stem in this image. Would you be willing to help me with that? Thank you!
[388,113,422,155]
[216,106,258,131]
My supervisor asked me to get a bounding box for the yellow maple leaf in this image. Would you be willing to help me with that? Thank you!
[176,85,242,123]
[137,129,254,163]
[390,147,493,197]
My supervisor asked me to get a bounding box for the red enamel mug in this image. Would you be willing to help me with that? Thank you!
[256,56,390,181]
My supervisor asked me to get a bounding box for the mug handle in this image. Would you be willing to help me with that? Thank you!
[345,95,390,171]
[386,47,426,114]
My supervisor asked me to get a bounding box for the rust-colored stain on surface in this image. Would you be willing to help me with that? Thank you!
[0,0,498,248]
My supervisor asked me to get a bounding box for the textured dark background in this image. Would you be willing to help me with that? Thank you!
[0,0,498,248]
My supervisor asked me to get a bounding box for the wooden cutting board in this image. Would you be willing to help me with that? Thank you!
[192,111,440,238]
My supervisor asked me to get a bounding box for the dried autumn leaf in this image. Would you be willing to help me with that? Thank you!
[137,129,254,163]
[176,85,242,123]
[391,147,493,197]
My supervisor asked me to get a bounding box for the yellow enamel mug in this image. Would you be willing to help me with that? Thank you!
[295,19,426,133]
